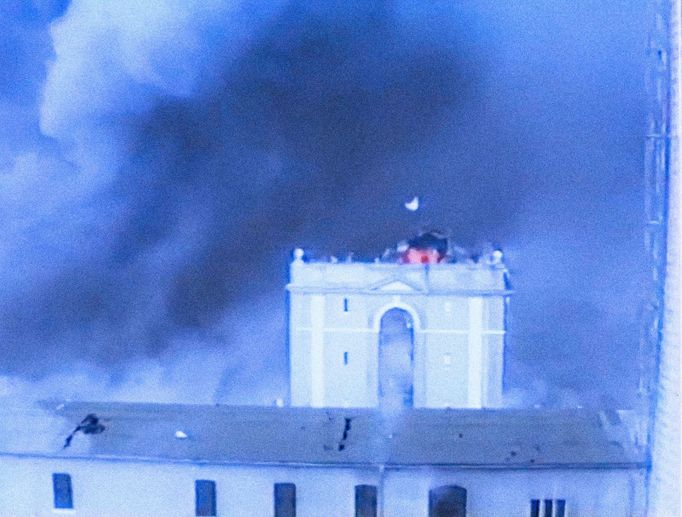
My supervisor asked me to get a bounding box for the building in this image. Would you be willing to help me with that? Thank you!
[0,234,650,516]
[287,242,509,409]
[0,402,647,516]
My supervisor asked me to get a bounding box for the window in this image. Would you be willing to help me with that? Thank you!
[343,298,349,312]
[195,480,216,516]
[274,482,296,517]
[355,484,377,517]
[429,485,467,517]
[530,499,566,517]
[344,351,349,365]
[52,473,73,509]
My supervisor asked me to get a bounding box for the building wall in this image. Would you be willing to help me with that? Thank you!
[383,467,646,517]
[288,260,508,409]
[0,456,645,516]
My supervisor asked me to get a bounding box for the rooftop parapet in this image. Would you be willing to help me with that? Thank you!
[289,252,510,294]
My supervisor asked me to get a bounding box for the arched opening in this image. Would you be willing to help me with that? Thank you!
[378,308,415,408]
[429,485,467,517]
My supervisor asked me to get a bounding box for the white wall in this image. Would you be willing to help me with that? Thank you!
[383,467,646,517]
[289,262,507,409]
[0,455,645,516]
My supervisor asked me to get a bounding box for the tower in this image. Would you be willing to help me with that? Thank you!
[287,237,511,409]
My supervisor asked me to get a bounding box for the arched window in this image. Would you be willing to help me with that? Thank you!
[429,485,467,517]
[378,308,415,408]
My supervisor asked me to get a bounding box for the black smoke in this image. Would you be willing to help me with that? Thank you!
[0,0,647,407]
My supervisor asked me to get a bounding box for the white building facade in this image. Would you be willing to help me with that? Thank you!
[287,253,510,409]
[0,402,648,517]
[0,455,645,517]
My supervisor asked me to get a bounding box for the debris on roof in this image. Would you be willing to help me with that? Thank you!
[401,231,449,264]
[63,413,105,449]
[337,417,352,452]
[293,231,505,268]
[0,401,641,469]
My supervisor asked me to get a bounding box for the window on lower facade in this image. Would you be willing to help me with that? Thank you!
[429,485,467,517]
[274,482,296,517]
[530,498,566,517]
[195,480,216,516]
[52,473,73,509]
[355,484,377,517]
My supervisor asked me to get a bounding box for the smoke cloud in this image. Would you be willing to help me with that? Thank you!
[0,0,647,407]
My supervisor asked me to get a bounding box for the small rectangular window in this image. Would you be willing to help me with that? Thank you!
[52,473,73,509]
[355,484,377,517]
[530,499,540,517]
[343,298,349,312]
[195,480,216,516]
[274,482,296,517]
[344,351,349,365]
[530,498,565,517]
[543,499,553,517]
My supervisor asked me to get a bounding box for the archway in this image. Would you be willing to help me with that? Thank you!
[429,485,467,517]
[378,308,415,408]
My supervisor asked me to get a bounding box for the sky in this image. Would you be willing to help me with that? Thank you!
[0,0,648,407]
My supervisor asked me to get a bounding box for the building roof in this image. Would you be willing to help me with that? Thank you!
[288,261,509,295]
[0,401,645,469]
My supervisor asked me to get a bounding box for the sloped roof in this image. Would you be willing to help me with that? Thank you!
[0,401,646,469]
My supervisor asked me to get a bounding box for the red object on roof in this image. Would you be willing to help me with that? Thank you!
[401,231,449,264]
[403,248,442,264]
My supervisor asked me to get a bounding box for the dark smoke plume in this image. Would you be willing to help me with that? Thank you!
[0,1,647,407]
